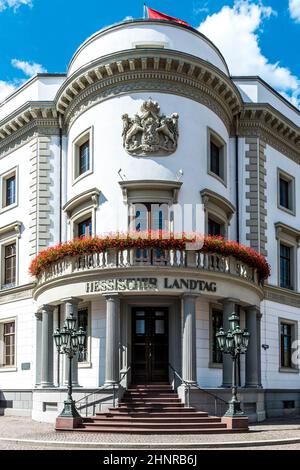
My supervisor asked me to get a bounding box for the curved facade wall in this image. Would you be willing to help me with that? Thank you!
[66,93,232,235]
[68,21,229,76]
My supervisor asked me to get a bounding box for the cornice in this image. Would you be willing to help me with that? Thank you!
[56,49,242,131]
[264,284,300,308]
[200,188,235,217]
[63,187,101,216]
[239,104,300,162]
[0,102,59,154]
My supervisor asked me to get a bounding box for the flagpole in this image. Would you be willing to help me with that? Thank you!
[143,3,147,19]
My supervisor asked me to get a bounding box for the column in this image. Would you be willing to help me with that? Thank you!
[40,305,55,388]
[222,299,237,387]
[35,312,42,386]
[63,297,81,387]
[245,306,261,387]
[182,295,197,384]
[104,294,120,385]
[256,311,262,387]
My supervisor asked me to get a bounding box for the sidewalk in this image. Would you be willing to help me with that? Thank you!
[0,416,299,449]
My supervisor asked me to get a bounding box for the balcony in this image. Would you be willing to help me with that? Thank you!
[34,247,262,287]
[31,235,269,305]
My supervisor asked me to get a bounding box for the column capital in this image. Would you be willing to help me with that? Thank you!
[245,305,260,315]
[221,297,239,305]
[35,311,42,320]
[39,304,55,315]
[181,293,199,300]
[103,293,121,301]
[60,297,82,305]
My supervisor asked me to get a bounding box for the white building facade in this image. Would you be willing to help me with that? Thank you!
[0,19,299,424]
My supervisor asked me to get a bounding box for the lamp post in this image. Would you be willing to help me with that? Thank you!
[53,313,86,429]
[216,313,250,417]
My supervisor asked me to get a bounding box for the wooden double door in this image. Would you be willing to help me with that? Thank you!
[131,307,169,383]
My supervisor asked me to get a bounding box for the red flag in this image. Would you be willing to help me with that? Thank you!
[146,6,190,27]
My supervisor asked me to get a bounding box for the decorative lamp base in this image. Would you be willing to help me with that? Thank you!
[221,416,249,431]
[55,399,83,430]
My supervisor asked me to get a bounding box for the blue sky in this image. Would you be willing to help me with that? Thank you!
[0,0,300,106]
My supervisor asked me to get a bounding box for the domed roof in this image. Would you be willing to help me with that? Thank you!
[67,19,229,77]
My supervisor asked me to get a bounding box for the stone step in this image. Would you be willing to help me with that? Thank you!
[105,409,205,417]
[74,426,232,434]
[121,397,181,403]
[85,421,226,430]
[118,402,185,408]
[113,405,192,412]
[91,416,221,423]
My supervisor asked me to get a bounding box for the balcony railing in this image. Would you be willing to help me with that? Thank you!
[36,247,259,287]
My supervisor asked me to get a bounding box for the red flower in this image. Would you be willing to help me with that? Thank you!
[29,231,271,281]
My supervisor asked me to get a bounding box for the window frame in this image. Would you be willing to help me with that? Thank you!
[77,303,91,368]
[275,223,299,292]
[207,128,227,186]
[209,305,223,368]
[278,318,298,373]
[277,168,295,216]
[72,127,93,184]
[1,236,19,290]
[0,317,17,371]
[0,166,18,213]
[72,209,94,239]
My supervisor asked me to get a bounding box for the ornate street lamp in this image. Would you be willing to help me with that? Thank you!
[53,314,86,427]
[216,313,250,417]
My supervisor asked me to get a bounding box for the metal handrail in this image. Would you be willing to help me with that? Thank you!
[75,366,131,416]
[168,363,228,414]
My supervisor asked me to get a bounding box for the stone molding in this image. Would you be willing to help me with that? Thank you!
[275,222,300,246]
[0,221,22,239]
[245,137,267,256]
[63,187,101,218]
[0,283,35,305]
[56,49,242,129]
[119,179,182,204]
[264,284,300,308]
[29,136,53,257]
[239,105,300,163]
[200,188,235,219]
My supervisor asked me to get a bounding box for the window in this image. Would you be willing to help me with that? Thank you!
[77,217,92,238]
[79,141,90,176]
[280,322,293,368]
[208,218,223,237]
[4,243,16,286]
[4,175,16,207]
[78,308,88,363]
[2,321,15,367]
[280,243,292,289]
[208,129,226,184]
[278,169,295,214]
[129,203,170,232]
[73,128,93,182]
[210,142,220,176]
[1,168,17,211]
[211,309,223,365]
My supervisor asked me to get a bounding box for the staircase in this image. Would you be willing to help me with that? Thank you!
[77,383,231,434]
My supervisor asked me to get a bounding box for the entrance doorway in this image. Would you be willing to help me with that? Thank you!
[131,307,169,383]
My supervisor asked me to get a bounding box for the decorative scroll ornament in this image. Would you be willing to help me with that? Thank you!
[122,99,179,156]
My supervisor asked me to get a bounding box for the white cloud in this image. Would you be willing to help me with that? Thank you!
[198,1,300,107]
[0,0,32,12]
[11,58,47,76]
[0,80,16,102]
[289,0,300,23]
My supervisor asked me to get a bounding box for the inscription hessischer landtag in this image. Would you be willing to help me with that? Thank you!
[85,278,217,294]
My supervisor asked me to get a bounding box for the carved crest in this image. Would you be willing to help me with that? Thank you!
[122,99,179,156]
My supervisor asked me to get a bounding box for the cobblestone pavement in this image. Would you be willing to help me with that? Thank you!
[0,416,299,449]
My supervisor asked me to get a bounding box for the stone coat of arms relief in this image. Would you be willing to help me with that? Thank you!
[122,99,179,156]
